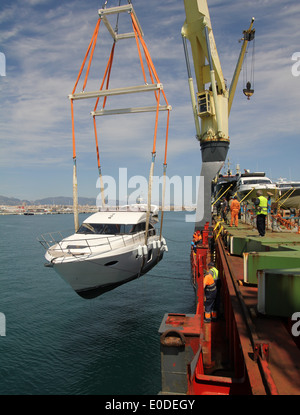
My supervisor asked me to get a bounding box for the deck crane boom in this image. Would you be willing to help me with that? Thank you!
[182,0,255,230]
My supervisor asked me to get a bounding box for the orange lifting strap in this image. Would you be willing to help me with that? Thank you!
[70,18,101,160]
[69,3,171,220]
[93,42,116,173]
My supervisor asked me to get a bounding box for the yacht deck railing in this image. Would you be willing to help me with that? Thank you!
[38,229,156,259]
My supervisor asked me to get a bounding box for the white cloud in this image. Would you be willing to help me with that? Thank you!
[0,0,300,198]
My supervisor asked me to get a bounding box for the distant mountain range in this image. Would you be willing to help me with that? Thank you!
[0,195,97,206]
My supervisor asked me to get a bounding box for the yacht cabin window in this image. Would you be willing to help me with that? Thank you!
[76,222,155,235]
[239,179,272,185]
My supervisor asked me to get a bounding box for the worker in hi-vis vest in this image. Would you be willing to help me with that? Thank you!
[208,262,220,320]
[254,190,268,237]
[203,270,217,323]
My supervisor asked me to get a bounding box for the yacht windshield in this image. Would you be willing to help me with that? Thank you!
[242,179,272,185]
[76,222,151,235]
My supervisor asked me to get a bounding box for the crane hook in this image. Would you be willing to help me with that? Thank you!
[243,81,254,100]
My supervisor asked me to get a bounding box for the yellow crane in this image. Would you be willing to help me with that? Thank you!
[181,0,255,229]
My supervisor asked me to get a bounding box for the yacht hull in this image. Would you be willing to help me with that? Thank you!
[50,240,164,299]
[237,187,276,201]
[280,195,300,209]
[41,204,167,299]
[276,188,300,209]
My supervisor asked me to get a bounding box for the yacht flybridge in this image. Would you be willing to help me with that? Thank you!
[41,205,168,299]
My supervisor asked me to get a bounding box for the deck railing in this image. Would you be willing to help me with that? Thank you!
[38,228,156,259]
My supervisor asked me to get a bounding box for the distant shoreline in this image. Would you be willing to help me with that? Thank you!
[0,204,98,215]
[0,204,195,215]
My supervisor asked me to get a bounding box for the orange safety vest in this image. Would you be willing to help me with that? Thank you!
[204,273,215,288]
[193,232,202,242]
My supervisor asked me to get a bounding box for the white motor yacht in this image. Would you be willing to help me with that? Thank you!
[40,204,168,299]
[236,172,276,201]
[275,178,300,209]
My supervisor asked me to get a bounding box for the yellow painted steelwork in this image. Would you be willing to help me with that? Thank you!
[182,0,255,143]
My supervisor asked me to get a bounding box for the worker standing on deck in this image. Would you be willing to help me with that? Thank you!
[221,197,228,224]
[267,194,272,214]
[230,196,240,227]
[208,262,219,281]
[203,270,217,323]
[208,262,220,320]
[191,230,202,254]
[193,230,202,245]
[255,190,268,237]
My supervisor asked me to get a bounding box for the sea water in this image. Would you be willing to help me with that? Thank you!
[0,211,195,395]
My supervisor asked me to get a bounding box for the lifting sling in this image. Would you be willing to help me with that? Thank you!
[68,2,171,242]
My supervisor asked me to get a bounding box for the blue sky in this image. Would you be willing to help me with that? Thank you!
[0,0,300,201]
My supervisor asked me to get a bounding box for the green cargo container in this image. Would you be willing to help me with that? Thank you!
[244,250,300,284]
[258,268,300,317]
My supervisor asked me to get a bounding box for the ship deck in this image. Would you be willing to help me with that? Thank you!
[217,221,300,394]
